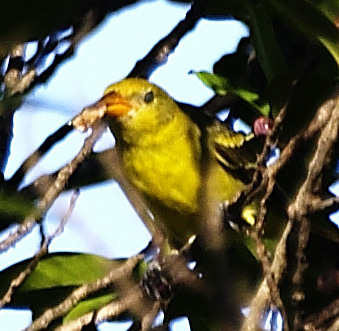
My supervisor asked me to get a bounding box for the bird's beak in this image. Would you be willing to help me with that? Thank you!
[72,92,132,132]
[99,92,132,117]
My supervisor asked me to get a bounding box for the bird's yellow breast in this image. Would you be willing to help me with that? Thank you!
[121,112,201,215]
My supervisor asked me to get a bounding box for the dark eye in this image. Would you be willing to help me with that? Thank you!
[144,91,154,103]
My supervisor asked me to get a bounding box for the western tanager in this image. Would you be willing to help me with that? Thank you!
[76,78,256,250]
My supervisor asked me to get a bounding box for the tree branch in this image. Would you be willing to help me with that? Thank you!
[24,254,143,331]
[0,123,105,253]
[0,190,79,308]
[127,0,205,79]
[241,219,293,331]
[241,86,339,331]
[8,123,73,188]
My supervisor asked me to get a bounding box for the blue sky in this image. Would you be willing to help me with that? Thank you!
[0,1,248,329]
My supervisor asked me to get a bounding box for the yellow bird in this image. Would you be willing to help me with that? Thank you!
[87,78,256,250]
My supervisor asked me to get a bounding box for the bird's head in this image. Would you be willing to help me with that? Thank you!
[99,78,179,136]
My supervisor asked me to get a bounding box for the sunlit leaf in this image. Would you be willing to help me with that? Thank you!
[191,71,229,96]
[193,71,270,116]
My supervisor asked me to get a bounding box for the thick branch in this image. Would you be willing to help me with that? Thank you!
[128,0,205,79]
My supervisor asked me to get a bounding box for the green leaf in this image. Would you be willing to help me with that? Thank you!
[64,293,117,324]
[265,0,339,66]
[191,71,229,96]
[20,253,119,291]
[233,89,270,116]
[243,237,277,260]
[62,260,147,323]
[0,192,33,218]
[247,3,289,83]
[0,253,124,308]
[192,71,270,116]
[309,0,339,22]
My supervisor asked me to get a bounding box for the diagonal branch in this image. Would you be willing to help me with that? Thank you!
[288,90,339,329]
[0,123,105,253]
[128,0,205,79]
[53,290,159,331]
[241,86,339,331]
[24,254,143,331]
[0,190,79,309]
[8,123,74,188]
[240,219,293,331]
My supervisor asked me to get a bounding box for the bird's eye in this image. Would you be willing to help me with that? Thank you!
[144,91,154,103]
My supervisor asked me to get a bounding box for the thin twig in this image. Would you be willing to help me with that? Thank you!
[0,124,105,253]
[225,103,290,330]
[238,85,337,222]
[30,11,98,89]
[24,254,143,331]
[53,286,160,331]
[0,190,80,308]
[253,100,289,232]
[140,301,161,331]
[53,288,147,331]
[5,70,36,97]
[0,9,99,173]
[0,45,26,170]
[9,123,74,188]
[96,148,167,251]
[223,100,289,226]
[307,196,339,214]
[249,229,289,331]
[57,239,200,331]
[328,317,339,331]
[304,296,339,330]
[288,91,339,329]
[3,44,26,94]
[240,87,339,331]
[241,219,293,331]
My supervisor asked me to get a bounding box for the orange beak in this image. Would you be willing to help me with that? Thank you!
[99,92,132,117]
